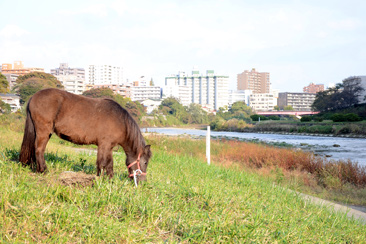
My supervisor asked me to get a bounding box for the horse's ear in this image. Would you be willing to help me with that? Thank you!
[145,145,152,158]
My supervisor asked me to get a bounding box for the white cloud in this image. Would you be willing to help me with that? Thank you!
[328,19,361,30]
[0,25,29,38]
[111,0,127,16]
[59,4,108,17]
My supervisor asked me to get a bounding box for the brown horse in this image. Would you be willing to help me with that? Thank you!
[19,88,151,185]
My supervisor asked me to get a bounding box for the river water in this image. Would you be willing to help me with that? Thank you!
[144,128,366,166]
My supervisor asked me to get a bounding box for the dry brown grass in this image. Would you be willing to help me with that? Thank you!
[146,134,366,189]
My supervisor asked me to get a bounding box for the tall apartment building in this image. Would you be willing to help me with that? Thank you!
[303,83,324,93]
[237,68,270,93]
[88,65,123,86]
[50,63,86,94]
[1,61,44,76]
[278,92,316,111]
[165,69,229,111]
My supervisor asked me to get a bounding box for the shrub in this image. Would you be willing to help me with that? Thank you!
[331,113,346,122]
[268,115,280,120]
[250,114,267,122]
[331,113,362,122]
[300,116,312,122]
[313,116,324,122]
[345,113,362,122]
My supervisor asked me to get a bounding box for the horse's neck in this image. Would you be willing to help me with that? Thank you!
[120,122,144,158]
[121,139,143,158]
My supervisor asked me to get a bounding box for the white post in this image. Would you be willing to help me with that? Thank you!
[206,126,210,165]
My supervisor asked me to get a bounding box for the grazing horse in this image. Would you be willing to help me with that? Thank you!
[19,88,151,185]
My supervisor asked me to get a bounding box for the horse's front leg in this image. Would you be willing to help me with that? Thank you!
[96,145,114,178]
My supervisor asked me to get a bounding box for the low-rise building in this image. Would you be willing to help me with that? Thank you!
[278,92,316,111]
[130,86,161,101]
[56,75,85,95]
[3,73,19,89]
[1,61,44,76]
[0,93,21,112]
[140,99,162,114]
[51,63,86,94]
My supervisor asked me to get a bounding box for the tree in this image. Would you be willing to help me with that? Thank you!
[13,72,63,104]
[284,105,294,111]
[186,103,209,124]
[159,97,187,118]
[82,88,145,121]
[82,87,115,98]
[342,77,365,106]
[311,78,365,112]
[229,101,252,115]
[0,73,10,93]
[274,105,280,111]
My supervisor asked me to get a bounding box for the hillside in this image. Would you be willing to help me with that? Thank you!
[0,127,365,242]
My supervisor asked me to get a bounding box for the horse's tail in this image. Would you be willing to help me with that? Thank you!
[19,99,36,167]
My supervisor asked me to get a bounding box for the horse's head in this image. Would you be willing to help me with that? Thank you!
[126,145,152,186]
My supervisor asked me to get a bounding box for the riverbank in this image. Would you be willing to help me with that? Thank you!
[237,120,366,137]
[254,130,366,138]
[144,130,366,208]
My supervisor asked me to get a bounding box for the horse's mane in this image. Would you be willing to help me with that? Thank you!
[103,98,145,154]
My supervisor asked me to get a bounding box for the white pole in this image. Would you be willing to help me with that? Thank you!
[206,125,210,165]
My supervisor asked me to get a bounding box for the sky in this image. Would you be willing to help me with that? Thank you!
[1,0,366,92]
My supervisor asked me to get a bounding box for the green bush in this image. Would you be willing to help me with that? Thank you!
[345,113,362,122]
[313,116,324,122]
[250,114,268,122]
[331,113,346,122]
[331,113,362,122]
[268,115,280,120]
[300,116,312,122]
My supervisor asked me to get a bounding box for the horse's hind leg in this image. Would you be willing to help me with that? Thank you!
[96,145,114,178]
[34,124,52,173]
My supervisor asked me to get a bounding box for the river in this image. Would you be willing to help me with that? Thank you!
[144,128,366,166]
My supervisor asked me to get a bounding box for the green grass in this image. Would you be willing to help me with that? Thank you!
[0,128,366,242]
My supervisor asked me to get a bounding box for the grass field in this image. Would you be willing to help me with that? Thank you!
[1,126,366,242]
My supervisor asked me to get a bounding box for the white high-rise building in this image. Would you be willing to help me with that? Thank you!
[162,85,191,106]
[88,65,123,86]
[164,69,229,111]
[228,90,253,106]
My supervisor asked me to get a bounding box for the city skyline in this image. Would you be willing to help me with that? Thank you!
[1,0,365,92]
